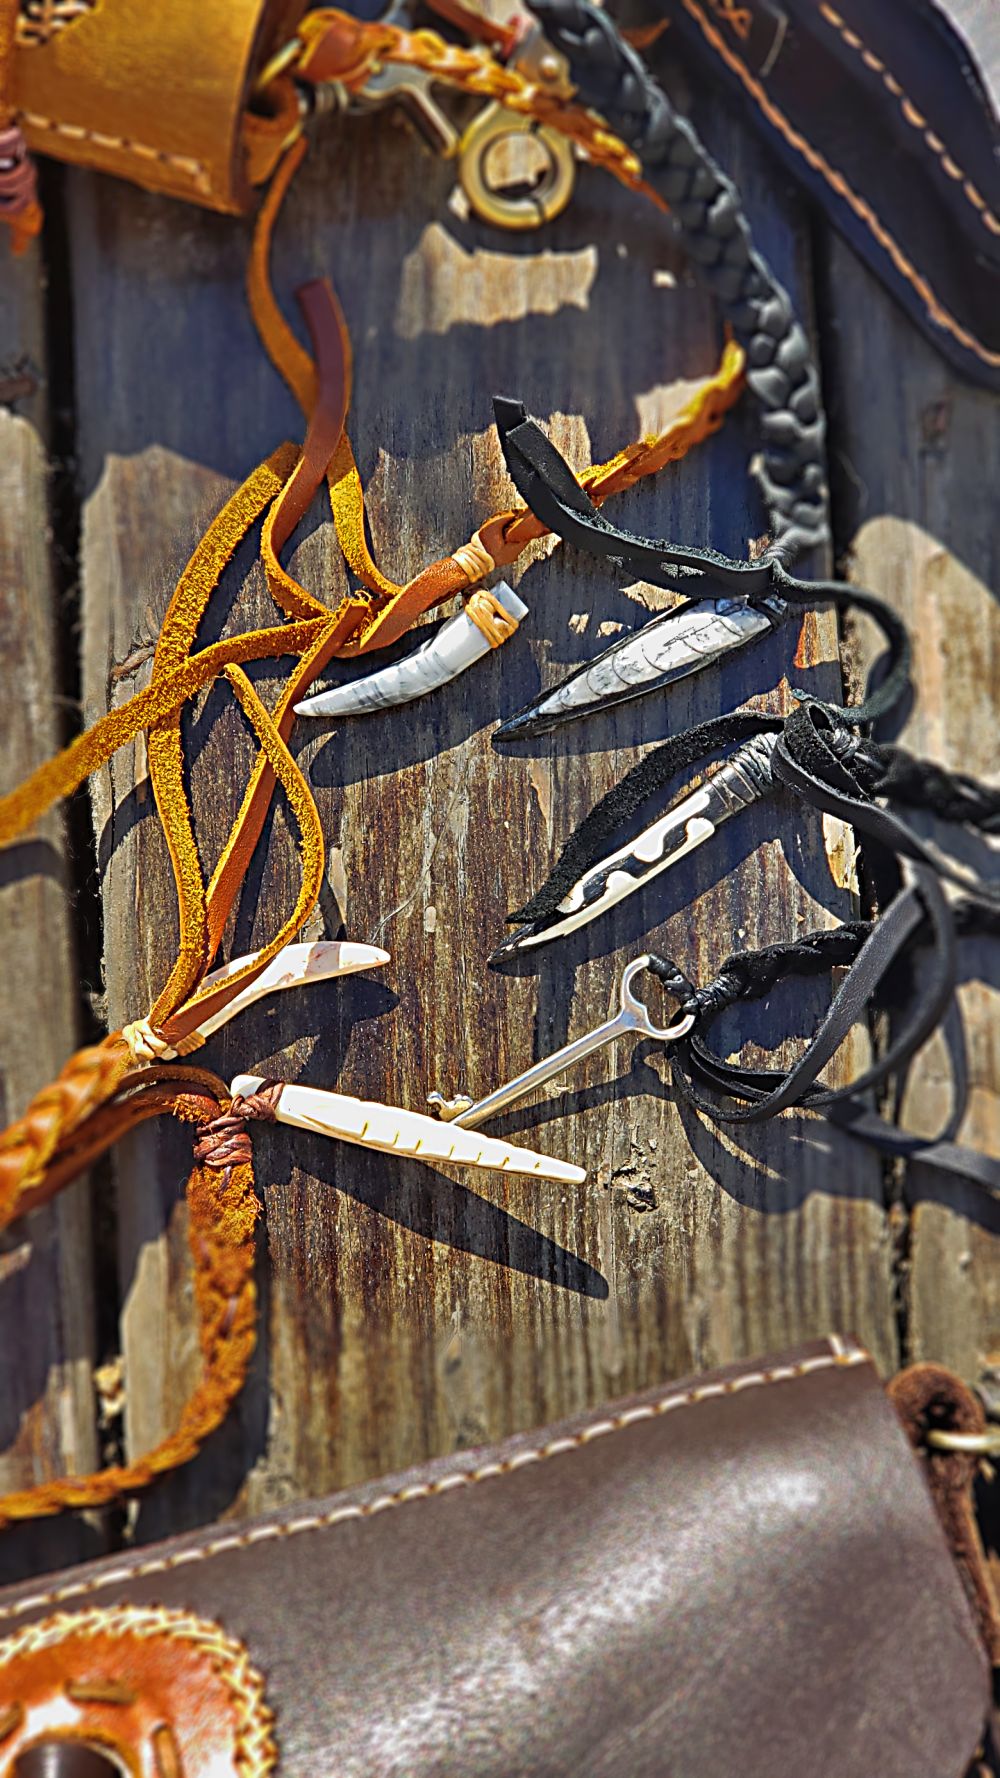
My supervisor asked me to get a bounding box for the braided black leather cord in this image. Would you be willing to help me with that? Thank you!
[529,0,826,567]
[646,923,874,1021]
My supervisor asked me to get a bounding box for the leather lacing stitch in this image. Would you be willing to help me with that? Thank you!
[0,1604,277,1777]
[191,1082,282,1171]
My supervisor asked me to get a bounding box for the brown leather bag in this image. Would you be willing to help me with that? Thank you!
[11,0,307,211]
[0,1335,995,1775]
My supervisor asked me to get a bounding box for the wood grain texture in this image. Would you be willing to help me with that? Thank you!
[0,236,100,1584]
[821,233,1000,1385]
[63,50,894,1547]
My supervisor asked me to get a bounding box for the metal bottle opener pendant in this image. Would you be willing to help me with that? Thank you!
[428,955,694,1128]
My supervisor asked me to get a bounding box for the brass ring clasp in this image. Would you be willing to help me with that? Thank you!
[458,104,576,231]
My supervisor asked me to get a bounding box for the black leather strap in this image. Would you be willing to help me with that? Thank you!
[670,874,952,1118]
[774,703,1000,909]
[494,399,774,591]
[661,705,1000,1188]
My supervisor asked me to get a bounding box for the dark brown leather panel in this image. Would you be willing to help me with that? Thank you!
[0,1338,989,1776]
[662,0,1000,389]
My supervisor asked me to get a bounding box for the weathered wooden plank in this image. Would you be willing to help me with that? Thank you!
[68,52,894,1545]
[820,232,1000,1383]
[0,228,100,1583]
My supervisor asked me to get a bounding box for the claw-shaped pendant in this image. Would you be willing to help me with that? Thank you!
[232,1074,586,1184]
[295,583,528,719]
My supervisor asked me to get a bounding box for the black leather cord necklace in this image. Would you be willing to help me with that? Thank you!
[526,0,828,569]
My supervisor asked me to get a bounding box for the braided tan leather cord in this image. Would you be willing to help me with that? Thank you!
[0,1034,133,1224]
[0,1080,262,1528]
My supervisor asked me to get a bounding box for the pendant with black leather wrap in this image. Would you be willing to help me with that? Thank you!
[492,398,911,731]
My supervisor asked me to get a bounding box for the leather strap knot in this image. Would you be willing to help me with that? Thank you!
[464,586,522,646]
[191,1081,281,1170]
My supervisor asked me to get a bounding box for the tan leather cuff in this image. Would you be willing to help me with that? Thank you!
[12,0,308,212]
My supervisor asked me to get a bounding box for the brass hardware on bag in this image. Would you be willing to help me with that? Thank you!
[254,33,307,94]
[457,102,576,230]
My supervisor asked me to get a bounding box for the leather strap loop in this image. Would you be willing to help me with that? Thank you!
[671,874,951,1121]
[773,702,1000,908]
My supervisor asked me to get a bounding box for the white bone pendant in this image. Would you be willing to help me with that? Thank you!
[231,1074,586,1184]
[293,581,529,718]
[191,942,389,1041]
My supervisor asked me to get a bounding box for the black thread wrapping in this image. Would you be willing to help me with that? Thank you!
[647,922,874,1023]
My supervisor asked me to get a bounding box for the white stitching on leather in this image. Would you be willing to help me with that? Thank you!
[18,110,210,190]
[0,1342,867,1627]
[679,0,1000,368]
[816,2,1000,237]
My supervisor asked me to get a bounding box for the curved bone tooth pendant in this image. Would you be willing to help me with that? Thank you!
[295,581,528,719]
[231,1075,586,1184]
[494,596,784,739]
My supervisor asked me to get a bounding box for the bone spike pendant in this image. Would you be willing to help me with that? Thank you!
[490,732,779,959]
[231,1074,587,1184]
[494,596,785,739]
[294,581,529,719]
